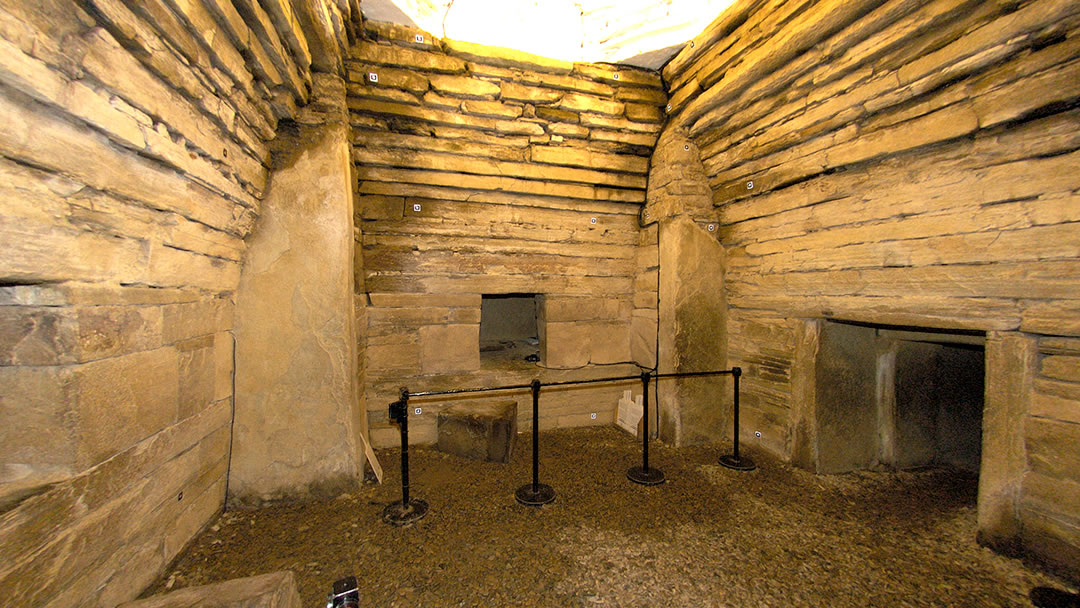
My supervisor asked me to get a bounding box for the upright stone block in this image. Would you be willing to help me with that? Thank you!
[657,216,727,446]
[978,332,1037,554]
[231,76,362,505]
[437,401,517,463]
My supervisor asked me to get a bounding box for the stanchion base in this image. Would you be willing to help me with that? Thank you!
[626,465,666,486]
[382,498,428,526]
[515,483,556,506]
[719,454,757,471]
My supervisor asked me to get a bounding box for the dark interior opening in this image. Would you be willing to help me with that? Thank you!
[893,340,984,473]
[479,294,540,364]
[816,320,985,477]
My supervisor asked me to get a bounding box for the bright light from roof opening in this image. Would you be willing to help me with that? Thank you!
[389,0,738,66]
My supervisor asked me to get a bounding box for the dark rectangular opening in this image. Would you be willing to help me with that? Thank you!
[480,294,540,364]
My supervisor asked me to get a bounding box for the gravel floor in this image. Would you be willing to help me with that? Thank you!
[146,426,1076,607]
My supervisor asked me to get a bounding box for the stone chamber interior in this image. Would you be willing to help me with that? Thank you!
[1,0,1079,606]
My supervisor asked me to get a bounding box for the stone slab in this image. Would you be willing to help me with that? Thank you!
[118,571,301,608]
[419,324,480,374]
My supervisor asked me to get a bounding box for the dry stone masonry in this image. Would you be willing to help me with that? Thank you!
[0,0,357,605]
[1,0,1079,603]
[661,0,1080,579]
[350,20,668,449]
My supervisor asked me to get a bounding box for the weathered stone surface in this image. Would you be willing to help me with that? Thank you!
[573,63,663,88]
[420,324,480,373]
[541,297,622,322]
[350,40,467,74]
[347,64,430,94]
[443,39,574,74]
[118,571,302,608]
[429,73,500,98]
[978,333,1037,553]
[540,321,591,368]
[177,335,215,420]
[656,216,727,446]
[550,122,590,138]
[494,119,545,136]
[0,398,230,607]
[558,92,624,116]
[0,366,77,510]
[357,194,405,220]
[76,346,181,467]
[500,80,562,104]
[590,321,631,364]
[631,311,658,369]
[532,146,648,174]
[461,99,523,119]
[625,102,664,123]
[437,401,517,463]
[615,86,668,104]
[535,106,580,123]
[232,102,361,504]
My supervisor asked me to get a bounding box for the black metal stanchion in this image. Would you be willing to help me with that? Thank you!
[382,387,429,525]
[719,367,756,471]
[515,379,556,506]
[627,370,665,485]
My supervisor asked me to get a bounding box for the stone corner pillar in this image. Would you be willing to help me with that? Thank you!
[977,331,1036,554]
[657,215,728,446]
[230,74,361,505]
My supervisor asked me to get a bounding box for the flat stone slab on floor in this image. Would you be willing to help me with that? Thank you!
[437,400,517,463]
[120,571,301,608]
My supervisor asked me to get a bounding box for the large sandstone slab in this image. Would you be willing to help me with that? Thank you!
[118,571,301,608]
[657,216,728,446]
[231,85,362,505]
[420,324,480,373]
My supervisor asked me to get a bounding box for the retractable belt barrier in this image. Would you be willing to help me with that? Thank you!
[382,367,754,526]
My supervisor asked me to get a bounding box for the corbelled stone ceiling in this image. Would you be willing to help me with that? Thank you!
[359,0,737,68]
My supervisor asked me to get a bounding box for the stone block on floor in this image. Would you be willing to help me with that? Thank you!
[437,400,517,463]
[118,571,301,608]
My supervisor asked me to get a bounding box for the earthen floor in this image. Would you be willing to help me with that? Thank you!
[147,426,1076,607]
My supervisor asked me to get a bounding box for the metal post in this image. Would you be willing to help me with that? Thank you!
[628,370,665,485]
[382,388,429,525]
[720,367,756,471]
[516,379,555,506]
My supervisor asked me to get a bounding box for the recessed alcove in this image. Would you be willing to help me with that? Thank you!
[812,320,986,476]
[479,294,541,366]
